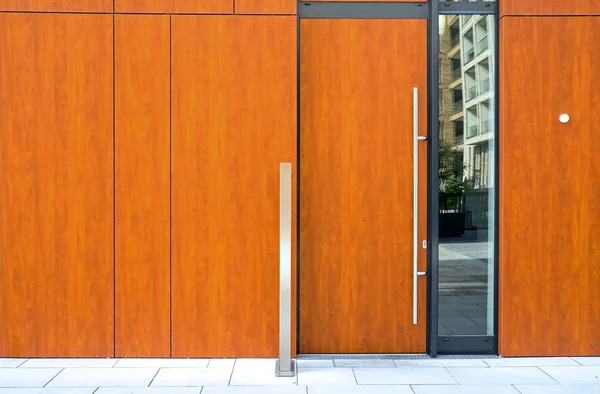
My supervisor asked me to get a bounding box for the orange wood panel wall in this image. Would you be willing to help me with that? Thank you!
[500,16,600,356]
[0,13,114,357]
[171,15,296,357]
[234,0,295,14]
[299,18,428,354]
[115,14,171,358]
[0,0,111,12]
[115,0,232,13]
[502,0,600,16]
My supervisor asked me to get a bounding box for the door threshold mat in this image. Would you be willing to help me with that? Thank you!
[297,354,500,360]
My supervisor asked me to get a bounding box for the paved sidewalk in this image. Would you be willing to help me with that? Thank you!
[1,357,600,393]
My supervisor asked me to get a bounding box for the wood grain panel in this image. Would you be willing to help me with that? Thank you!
[0,13,114,357]
[299,19,428,354]
[171,15,296,357]
[500,17,600,356]
[502,0,600,16]
[0,0,111,12]
[115,0,232,14]
[115,15,170,358]
[235,0,294,14]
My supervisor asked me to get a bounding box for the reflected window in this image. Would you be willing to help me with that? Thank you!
[479,60,491,93]
[463,30,475,64]
[438,14,496,337]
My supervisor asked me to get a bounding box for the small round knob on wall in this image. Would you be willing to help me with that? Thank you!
[559,114,570,124]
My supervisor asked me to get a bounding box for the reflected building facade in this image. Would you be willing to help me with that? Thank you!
[438,14,496,337]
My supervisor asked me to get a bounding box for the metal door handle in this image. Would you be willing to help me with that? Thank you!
[413,88,427,325]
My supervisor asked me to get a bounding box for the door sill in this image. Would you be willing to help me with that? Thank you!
[296,354,500,359]
[296,354,429,359]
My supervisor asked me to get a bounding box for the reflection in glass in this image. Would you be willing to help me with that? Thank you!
[438,14,495,336]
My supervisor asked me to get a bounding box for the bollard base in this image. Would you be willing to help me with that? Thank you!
[275,359,297,377]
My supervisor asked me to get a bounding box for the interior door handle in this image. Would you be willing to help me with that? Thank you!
[413,87,427,325]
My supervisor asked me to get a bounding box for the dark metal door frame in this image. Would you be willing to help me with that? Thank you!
[298,2,428,19]
[431,1,499,356]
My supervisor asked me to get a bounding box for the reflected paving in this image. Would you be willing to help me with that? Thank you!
[439,237,491,335]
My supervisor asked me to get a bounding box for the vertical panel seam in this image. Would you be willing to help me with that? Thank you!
[169,13,173,359]
[112,8,117,358]
[296,12,301,355]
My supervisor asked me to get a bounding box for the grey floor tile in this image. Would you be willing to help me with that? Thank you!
[203,387,307,394]
[484,358,578,367]
[514,384,600,394]
[151,367,231,387]
[455,307,487,318]
[442,325,486,336]
[438,327,453,335]
[297,360,334,369]
[0,360,27,368]
[540,366,600,384]
[412,385,519,394]
[208,359,236,369]
[354,367,456,385]
[447,367,556,385]
[394,359,488,368]
[0,369,62,388]
[0,390,94,394]
[459,295,489,304]
[333,360,396,368]
[230,359,296,386]
[308,385,413,394]
[440,317,478,326]
[297,368,356,386]
[439,310,466,318]
[114,359,209,368]
[21,359,117,368]
[47,368,157,387]
[95,389,202,394]
[572,357,600,366]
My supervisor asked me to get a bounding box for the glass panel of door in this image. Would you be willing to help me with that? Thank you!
[438,12,497,347]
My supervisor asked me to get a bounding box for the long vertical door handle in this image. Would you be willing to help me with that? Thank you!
[413,87,427,325]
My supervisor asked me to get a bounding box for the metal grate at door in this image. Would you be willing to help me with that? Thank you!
[297,354,500,360]
[425,354,500,360]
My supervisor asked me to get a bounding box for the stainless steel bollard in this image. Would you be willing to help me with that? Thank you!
[275,163,296,377]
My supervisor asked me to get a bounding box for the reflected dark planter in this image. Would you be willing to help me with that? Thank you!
[439,212,466,238]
